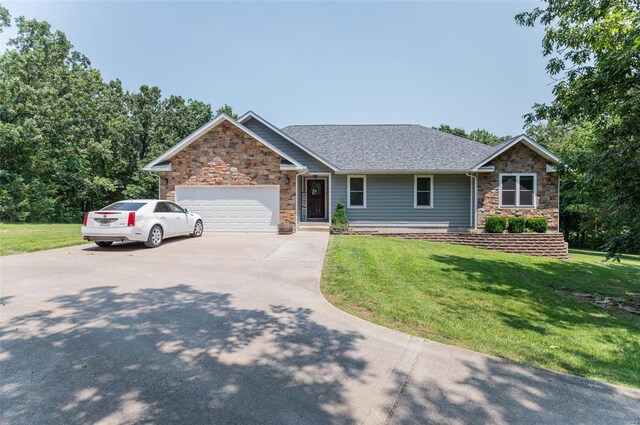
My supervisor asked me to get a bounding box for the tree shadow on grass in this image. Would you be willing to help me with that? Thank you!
[427,254,640,389]
[0,285,367,424]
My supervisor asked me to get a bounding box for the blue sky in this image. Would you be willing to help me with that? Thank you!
[2,1,550,135]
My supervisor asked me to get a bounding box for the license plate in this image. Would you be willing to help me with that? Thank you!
[100,222,110,227]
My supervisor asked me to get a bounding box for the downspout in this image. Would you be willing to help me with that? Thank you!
[466,171,478,229]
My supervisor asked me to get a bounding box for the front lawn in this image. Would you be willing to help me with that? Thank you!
[0,223,88,256]
[321,235,640,389]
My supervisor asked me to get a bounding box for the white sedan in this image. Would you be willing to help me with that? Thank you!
[81,200,204,248]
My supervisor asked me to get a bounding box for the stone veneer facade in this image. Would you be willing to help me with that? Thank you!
[477,143,559,231]
[159,121,297,227]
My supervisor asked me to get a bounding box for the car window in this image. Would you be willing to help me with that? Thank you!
[167,202,185,213]
[101,202,147,211]
[154,202,170,213]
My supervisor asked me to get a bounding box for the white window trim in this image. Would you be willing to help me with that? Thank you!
[499,173,537,208]
[414,175,434,209]
[347,175,367,208]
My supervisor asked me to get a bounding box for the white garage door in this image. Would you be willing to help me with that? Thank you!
[175,186,280,232]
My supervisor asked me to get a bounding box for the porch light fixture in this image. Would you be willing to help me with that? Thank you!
[284,176,290,184]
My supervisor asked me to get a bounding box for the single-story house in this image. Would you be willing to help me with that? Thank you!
[143,111,560,234]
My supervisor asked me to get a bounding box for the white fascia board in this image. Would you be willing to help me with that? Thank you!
[469,135,561,171]
[146,164,172,172]
[476,166,495,172]
[237,111,339,171]
[280,164,305,171]
[334,169,470,175]
[143,113,304,171]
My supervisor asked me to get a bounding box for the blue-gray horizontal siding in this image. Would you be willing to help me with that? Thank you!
[331,174,472,228]
[242,117,332,173]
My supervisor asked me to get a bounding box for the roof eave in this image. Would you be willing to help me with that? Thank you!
[334,169,472,175]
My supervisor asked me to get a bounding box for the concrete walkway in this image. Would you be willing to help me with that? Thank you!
[1,233,638,424]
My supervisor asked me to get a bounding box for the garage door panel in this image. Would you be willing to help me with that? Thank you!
[175,186,280,233]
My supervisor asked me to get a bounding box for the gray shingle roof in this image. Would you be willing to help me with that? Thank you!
[281,124,493,171]
[468,136,517,168]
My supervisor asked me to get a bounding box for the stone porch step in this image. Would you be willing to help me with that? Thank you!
[298,222,330,232]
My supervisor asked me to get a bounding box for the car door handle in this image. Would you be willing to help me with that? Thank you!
[160,216,166,219]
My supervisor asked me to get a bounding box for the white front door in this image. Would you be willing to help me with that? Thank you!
[175,186,280,232]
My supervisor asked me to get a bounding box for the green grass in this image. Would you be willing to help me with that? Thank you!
[0,223,88,256]
[321,236,640,389]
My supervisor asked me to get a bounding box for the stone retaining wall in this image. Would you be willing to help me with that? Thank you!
[345,232,569,259]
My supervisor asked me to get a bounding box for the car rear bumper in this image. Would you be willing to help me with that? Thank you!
[81,226,147,242]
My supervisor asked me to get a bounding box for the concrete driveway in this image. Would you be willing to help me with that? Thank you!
[1,233,638,424]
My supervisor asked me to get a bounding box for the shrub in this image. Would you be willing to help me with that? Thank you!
[331,201,348,225]
[330,201,349,233]
[330,222,350,234]
[507,217,526,233]
[485,216,507,233]
[526,217,548,233]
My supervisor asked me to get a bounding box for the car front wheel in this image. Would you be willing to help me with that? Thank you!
[190,220,203,237]
[95,241,113,248]
[145,225,163,248]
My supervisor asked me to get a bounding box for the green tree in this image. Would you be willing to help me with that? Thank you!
[516,0,640,255]
[0,17,114,220]
[525,120,618,250]
[469,128,508,146]
[434,124,469,139]
[0,11,214,221]
[0,4,10,32]
[435,124,509,146]
[216,103,238,119]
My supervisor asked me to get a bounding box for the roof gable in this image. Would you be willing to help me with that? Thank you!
[143,114,305,172]
[468,134,560,171]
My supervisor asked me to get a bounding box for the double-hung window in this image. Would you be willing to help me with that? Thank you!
[414,176,433,208]
[348,176,366,208]
[500,174,536,208]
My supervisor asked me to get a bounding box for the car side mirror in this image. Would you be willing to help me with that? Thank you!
[184,208,189,213]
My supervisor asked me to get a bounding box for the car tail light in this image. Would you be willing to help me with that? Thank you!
[83,212,89,226]
[127,212,136,227]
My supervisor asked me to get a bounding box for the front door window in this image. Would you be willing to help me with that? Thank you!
[307,179,326,219]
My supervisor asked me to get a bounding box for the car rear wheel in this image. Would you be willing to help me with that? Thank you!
[95,241,113,248]
[190,220,203,237]
[145,225,163,248]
